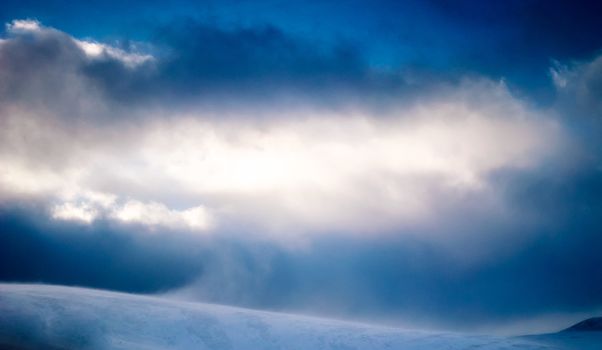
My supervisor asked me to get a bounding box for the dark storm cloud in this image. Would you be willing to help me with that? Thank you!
[0,203,204,293]
[152,21,366,88]
[94,21,398,105]
[0,18,403,109]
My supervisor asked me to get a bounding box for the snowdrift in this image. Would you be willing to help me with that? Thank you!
[0,284,600,349]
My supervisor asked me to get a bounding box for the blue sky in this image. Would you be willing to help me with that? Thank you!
[1,0,602,333]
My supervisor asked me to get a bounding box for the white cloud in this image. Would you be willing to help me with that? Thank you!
[6,19,42,34]
[50,197,213,232]
[0,81,566,237]
[111,200,213,231]
[4,18,153,68]
[75,39,154,68]
[52,202,98,223]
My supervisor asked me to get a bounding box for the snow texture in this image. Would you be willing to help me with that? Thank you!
[0,284,599,349]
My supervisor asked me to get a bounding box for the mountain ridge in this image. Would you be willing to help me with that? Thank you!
[563,317,602,332]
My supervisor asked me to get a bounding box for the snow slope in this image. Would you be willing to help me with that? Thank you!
[0,284,599,349]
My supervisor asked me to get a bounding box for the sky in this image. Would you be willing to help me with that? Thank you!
[1,0,602,334]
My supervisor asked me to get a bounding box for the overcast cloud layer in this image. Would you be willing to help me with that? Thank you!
[1,3,602,333]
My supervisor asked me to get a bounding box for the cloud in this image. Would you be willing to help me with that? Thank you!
[5,19,153,68]
[0,20,570,238]
[0,205,206,293]
[6,19,42,33]
[156,20,361,76]
[110,200,212,231]
[0,76,565,236]
[50,198,213,231]
[552,53,602,122]
[75,40,153,68]
[51,201,98,223]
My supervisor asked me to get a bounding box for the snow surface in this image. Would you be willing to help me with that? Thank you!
[0,284,599,349]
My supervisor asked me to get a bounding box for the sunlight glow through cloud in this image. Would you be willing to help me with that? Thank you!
[0,88,565,235]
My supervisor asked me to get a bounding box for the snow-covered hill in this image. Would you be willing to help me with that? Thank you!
[0,284,599,349]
